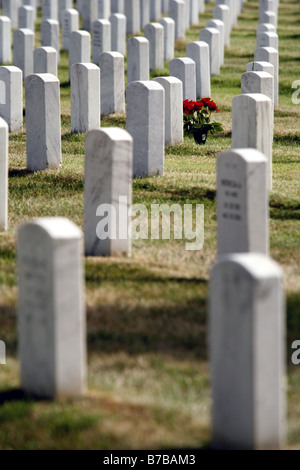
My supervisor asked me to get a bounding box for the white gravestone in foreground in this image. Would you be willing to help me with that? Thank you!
[210,252,286,449]
[17,217,87,399]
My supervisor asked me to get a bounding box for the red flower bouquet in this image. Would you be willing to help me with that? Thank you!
[183,98,223,144]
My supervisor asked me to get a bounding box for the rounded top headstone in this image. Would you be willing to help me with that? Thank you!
[18,217,82,240]
[213,252,283,280]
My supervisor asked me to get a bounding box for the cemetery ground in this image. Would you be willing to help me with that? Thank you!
[0,0,299,450]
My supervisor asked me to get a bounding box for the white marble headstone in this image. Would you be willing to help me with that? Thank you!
[17,217,87,399]
[217,148,268,256]
[84,128,133,256]
[210,252,286,449]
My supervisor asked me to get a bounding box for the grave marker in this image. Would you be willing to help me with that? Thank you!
[217,148,268,256]
[153,76,183,145]
[0,66,23,132]
[84,128,133,256]
[144,22,164,70]
[127,37,149,83]
[17,217,86,399]
[71,63,101,133]
[13,29,34,80]
[126,80,164,177]
[0,118,8,232]
[210,252,286,449]
[169,57,196,101]
[232,93,273,188]
[34,46,58,76]
[186,41,211,98]
[25,73,61,171]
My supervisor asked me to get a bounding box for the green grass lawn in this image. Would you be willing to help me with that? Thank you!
[0,0,300,450]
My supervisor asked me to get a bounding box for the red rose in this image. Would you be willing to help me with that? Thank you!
[208,101,219,111]
[194,101,203,111]
[183,99,195,114]
[201,97,211,105]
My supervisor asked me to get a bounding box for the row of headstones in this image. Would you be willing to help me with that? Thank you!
[76,0,205,34]
[173,0,279,82]
[0,0,240,82]
[0,7,203,83]
[0,0,203,36]
[14,130,285,449]
[232,0,280,192]
[0,0,278,82]
[211,0,285,449]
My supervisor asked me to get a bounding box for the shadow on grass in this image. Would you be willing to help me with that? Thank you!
[85,262,208,360]
[274,134,300,144]
[8,170,84,193]
[287,292,300,346]
[9,169,31,178]
[270,199,300,220]
[133,181,216,203]
[0,389,31,406]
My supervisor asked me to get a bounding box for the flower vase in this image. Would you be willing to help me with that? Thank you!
[192,130,208,145]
